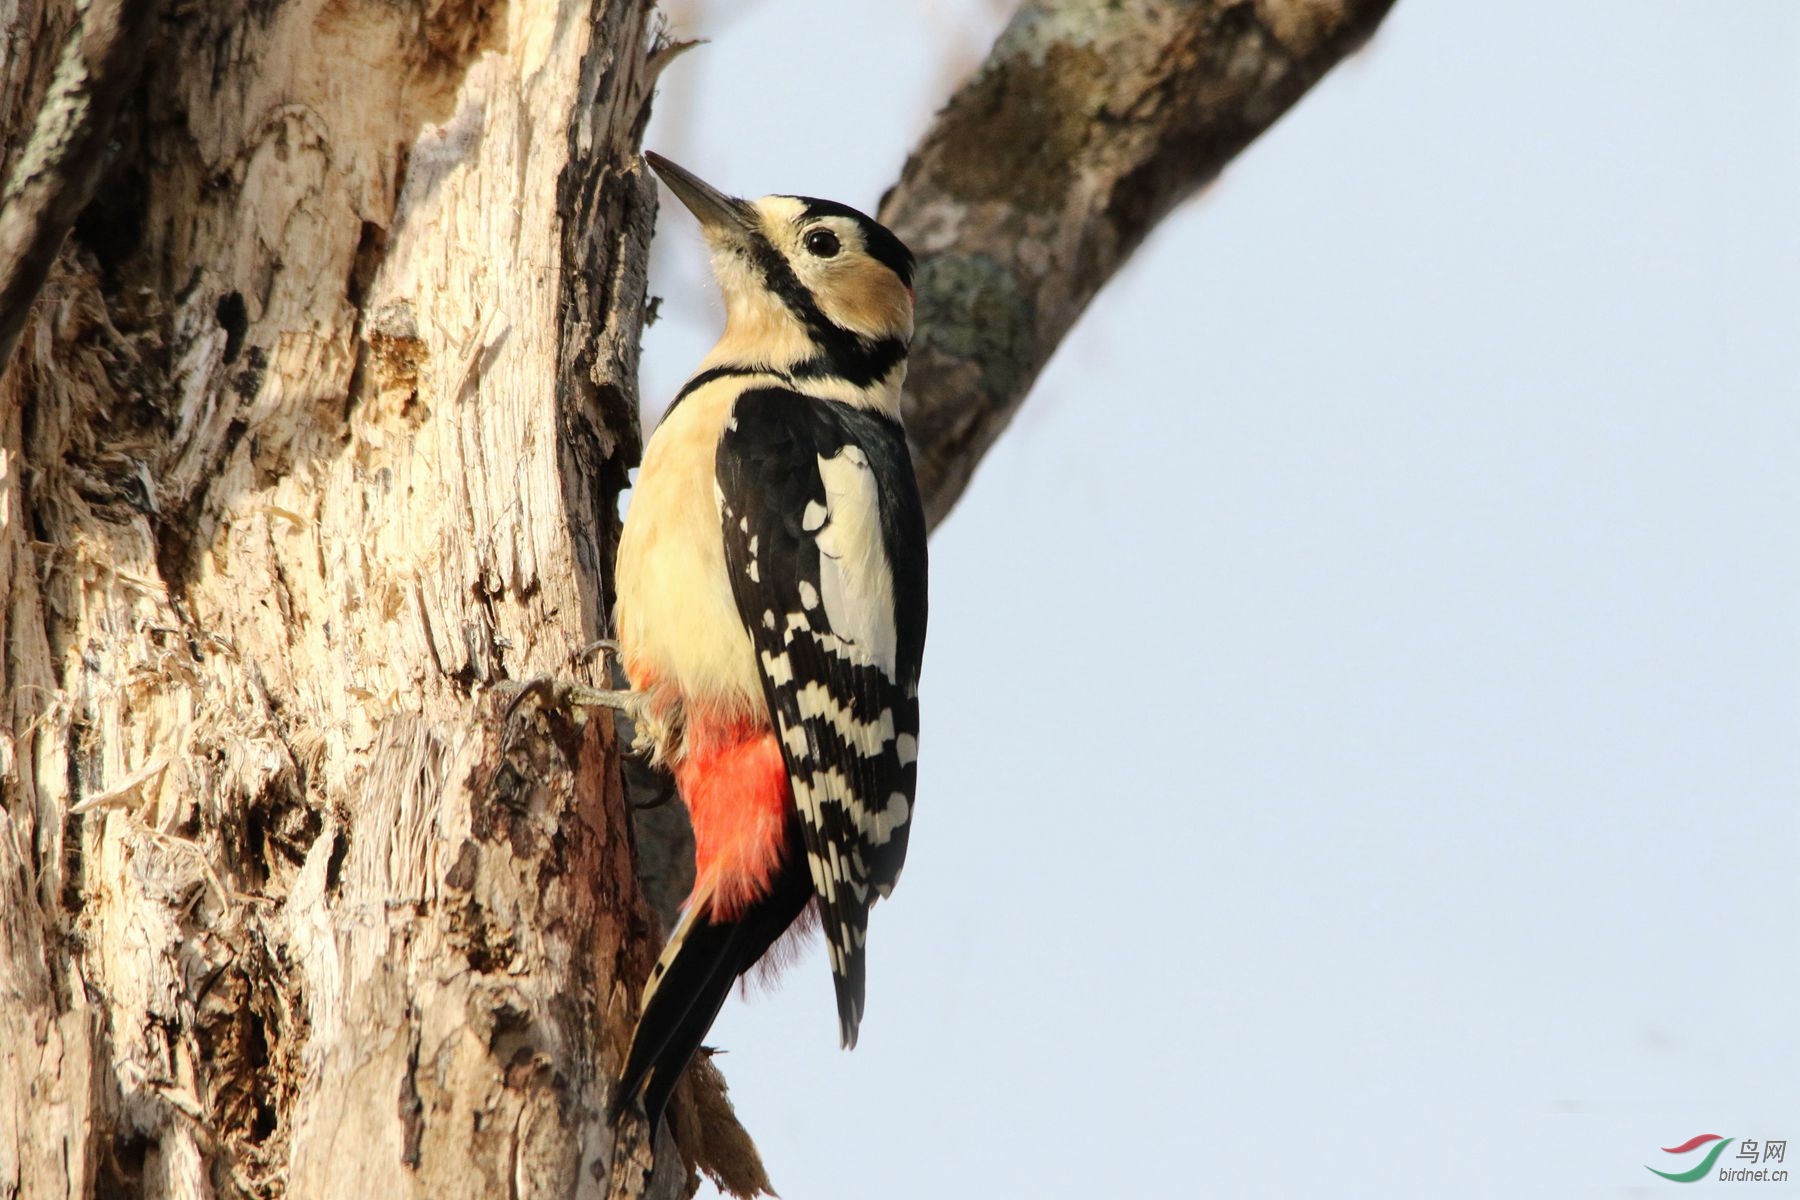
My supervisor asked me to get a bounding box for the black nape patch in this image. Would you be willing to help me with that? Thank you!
[791,196,915,289]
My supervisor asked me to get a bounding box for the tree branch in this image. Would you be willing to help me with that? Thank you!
[884,0,1398,527]
[0,0,158,371]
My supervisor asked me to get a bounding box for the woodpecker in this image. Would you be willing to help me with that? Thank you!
[604,153,927,1128]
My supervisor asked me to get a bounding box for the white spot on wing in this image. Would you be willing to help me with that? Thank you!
[814,446,898,676]
[802,500,828,532]
[793,778,823,823]
[862,791,910,846]
[795,684,894,756]
[761,649,793,686]
[798,580,819,610]
[895,733,918,766]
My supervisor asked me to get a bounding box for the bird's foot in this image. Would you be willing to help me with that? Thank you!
[561,683,646,718]
[499,675,646,726]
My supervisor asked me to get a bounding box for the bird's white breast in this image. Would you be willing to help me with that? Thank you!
[615,378,771,755]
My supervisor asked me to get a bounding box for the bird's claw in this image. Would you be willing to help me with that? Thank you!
[576,637,621,663]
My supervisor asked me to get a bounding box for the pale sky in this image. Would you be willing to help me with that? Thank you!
[636,3,1800,1196]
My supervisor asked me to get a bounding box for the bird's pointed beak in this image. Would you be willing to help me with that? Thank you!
[645,152,756,239]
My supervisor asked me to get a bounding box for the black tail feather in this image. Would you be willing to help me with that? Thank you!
[610,911,739,1125]
[611,843,812,1129]
[636,921,749,1127]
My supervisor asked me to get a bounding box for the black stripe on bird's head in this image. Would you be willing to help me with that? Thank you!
[646,153,915,393]
[788,196,914,291]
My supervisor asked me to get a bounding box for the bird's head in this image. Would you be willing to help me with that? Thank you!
[646,152,915,410]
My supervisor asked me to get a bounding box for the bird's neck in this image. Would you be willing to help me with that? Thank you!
[701,300,908,419]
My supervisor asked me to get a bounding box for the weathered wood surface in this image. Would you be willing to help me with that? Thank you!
[0,0,758,1192]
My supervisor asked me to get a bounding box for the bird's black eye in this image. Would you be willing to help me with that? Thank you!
[803,228,840,258]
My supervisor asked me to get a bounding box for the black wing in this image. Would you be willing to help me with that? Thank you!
[716,387,928,1047]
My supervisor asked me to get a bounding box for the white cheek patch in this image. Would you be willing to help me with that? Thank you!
[709,245,764,297]
[814,445,898,678]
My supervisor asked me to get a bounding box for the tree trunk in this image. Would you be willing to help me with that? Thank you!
[0,0,1394,1196]
[0,0,765,1194]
